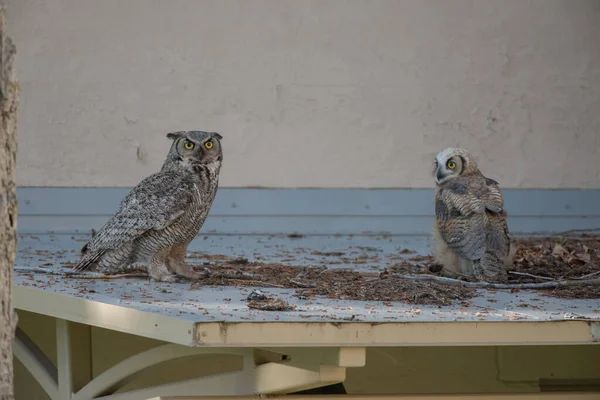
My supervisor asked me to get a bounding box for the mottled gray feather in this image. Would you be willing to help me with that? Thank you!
[436,175,505,262]
[75,171,194,271]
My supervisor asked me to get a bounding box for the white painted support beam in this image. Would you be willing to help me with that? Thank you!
[195,321,599,346]
[55,319,93,399]
[92,354,346,399]
[56,319,74,400]
[95,355,256,400]
[591,321,599,342]
[13,328,60,400]
[95,370,252,400]
[254,363,346,395]
[73,345,251,400]
[147,394,600,400]
[15,287,197,346]
[13,286,600,348]
[258,347,366,368]
[69,321,93,394]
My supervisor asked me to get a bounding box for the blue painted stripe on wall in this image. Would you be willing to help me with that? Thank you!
[15,188,600,235]
[16,188,600,217]
[16,215,600,236]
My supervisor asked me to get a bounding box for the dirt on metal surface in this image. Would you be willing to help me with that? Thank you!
[194,258,475,306]
[508,235,600,299]
[16,233,600,308]
[190,234,600,304]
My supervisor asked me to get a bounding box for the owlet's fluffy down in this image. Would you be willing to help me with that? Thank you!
[74,130,223,282]
[432,147,513,282]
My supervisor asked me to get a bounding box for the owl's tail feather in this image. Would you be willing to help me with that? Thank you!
[473,251,509,283]
[73,249,104,272]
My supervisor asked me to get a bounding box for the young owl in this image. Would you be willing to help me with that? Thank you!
[74,130,223,282]
[432,147,512,282]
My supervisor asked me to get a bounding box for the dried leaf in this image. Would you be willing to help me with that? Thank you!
[577,253,591,263]
[247,298,296,311]
[552,244,569,257]
[569,258,586,267]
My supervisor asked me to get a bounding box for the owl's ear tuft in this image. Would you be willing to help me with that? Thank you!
[166,131,186,140]
[211,132,223,141]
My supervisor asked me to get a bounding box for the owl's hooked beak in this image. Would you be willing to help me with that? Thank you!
[435,165,445,184]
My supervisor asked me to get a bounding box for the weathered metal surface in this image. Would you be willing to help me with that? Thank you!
[14,234,600,324]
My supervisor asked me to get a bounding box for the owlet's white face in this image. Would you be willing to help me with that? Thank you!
[433,148,466,184]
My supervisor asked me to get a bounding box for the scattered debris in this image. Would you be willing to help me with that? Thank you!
[230,257,249,265]
[428,263,443,273]
[14,234,600,306]
[289,279,318,288]
[508,235,600,299]
[195,235,600,301]
[246,290,296,311]
[247,298,296,311]
[14,266,148,280]
[193,263,475,306]
[246,289,268,301]
[511,236,599,280]
[391,273,600,290]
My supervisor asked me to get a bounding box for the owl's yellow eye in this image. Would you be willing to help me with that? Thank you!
[204,140,214,149]
[447,160,456,169]
[183,141,195,150]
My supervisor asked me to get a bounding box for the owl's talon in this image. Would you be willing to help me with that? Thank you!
[428,263,444,273]
[150,274,183,283]
[168,268,210,281]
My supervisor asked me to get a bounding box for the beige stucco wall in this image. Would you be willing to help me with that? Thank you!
[7,0,600,189]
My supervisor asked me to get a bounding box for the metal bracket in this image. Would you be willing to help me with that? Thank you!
[591,321,599,342]
[14,327,60,400]
[15,318,366,400]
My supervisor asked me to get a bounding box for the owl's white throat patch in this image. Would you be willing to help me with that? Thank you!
[205,160,222,174]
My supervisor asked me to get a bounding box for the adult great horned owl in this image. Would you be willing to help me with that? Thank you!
[74,130,223,282]
[432,147,512,282]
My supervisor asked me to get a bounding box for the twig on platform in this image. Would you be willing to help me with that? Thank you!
[392,273,600,289]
